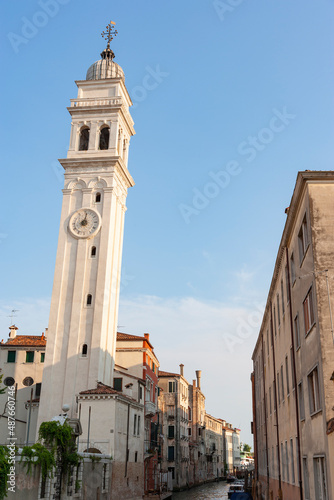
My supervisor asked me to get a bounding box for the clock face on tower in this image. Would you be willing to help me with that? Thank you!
[68,208,101,239]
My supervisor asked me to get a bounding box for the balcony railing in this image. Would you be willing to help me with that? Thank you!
[145,400,157,416]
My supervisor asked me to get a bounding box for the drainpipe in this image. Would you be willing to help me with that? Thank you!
[125,402,130,477]
[261,335,270,496]
[270,303,282,496]
[285,246,303,500]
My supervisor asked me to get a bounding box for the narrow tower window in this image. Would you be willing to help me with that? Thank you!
[99,126,110,150]
[95,192,101,203]
[82,344,88,357]
[91,246,97,258]
[86,294,92,306]
[79,127,90,151]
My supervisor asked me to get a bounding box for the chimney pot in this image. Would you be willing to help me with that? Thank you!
[144,333,150,341]
[195,370,202,389]
[9,325,18,339]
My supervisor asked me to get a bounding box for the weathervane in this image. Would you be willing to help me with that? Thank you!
[101,21,118,49]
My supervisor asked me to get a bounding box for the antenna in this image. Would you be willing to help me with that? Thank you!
[7,309,19,323]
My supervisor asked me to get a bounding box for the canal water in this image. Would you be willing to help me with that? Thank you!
[172,481,230,499]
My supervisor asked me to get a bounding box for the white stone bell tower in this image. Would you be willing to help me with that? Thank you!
[38,23,135,426]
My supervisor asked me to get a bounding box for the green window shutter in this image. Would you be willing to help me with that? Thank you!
[26,351,34,363]
[7,351,16,363]
[113,378,122,391]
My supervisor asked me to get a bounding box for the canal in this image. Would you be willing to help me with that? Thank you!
[172,481,230,499]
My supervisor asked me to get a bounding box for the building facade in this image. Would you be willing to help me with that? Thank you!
[252,171,334,500]
[0,326,46,445]
[115,331,161,495]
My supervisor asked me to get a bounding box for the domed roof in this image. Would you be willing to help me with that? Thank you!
[86,59,124,81]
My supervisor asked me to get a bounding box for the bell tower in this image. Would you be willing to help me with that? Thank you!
[38,22,135,425]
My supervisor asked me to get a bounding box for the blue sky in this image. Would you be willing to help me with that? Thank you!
[1,0,334,445]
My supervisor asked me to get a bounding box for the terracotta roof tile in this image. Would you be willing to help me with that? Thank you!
[3,335,46,347]
[117,332,146,342]
[159,370,180,378]
[79,382,120,395]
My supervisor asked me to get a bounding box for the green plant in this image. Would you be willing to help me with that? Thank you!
[20,420,81,489]
[0,371,6,395]
[89,454,101,469]
[0,446,10,500]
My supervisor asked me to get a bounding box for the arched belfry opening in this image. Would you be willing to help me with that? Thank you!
[79,127,90,151]
[99,126,110,150]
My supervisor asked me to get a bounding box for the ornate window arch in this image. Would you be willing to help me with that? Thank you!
[99,125,110,150]
[79,126,90,151]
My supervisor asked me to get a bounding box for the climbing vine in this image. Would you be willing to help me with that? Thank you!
[21,443,55,480]
[20,420,81,487]
[0,446,10,500]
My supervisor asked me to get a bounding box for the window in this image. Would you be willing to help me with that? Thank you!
[41,352,45,363]
[298,382,305,420]
[294,314,301,349]
[86,294,92,306]
[137,415,140,435]
[168,381,176,393]
[139,386,143,400]
[269,386,272,415]
[303,287,315,335]
[168,467,175,479]
[133,414,137,435]
[113,378,122,391]
[23,377,34,386]
[291,253,296,284]
[168,446,175,461]
[168,426,175,439]
[285,356,290,396]
[95,192,101,203]
[82,344,88,357]
[285,265,290,303]
[285,441,289,482]
[79,127,89,151]
[99,126,110,150]
[303,457,310,500]
[313,456,328,500]
[290,439,295,484]
[298,215,309,263]
[290,348,295,391]
[273,380,277,411]
[188,427,192,436]
[281,280,285,315]
[273,306,277,337]
[266,329,269,356]
[91,246,97,258]
[188,406,192,421]
[4,377,15,387]
[134,451,138,463]
[7,351,16,363]
[36,383,42,398]
[281,443,285,481]
[26,351,34,363]
[308,366,321,415]
[281,365,285,401]
[277,374,281,405]
[277,294,281,326]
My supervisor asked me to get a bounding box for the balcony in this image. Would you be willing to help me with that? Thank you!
[145,400,157,417]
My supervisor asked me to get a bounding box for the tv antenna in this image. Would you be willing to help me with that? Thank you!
[7,309,19,323]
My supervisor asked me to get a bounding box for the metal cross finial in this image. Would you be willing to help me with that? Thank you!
[101,21,118,48]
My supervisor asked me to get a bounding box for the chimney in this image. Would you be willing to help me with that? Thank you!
[193,379,196,388]
[9,325,18,339]
[195,370,201,390]
[144,333,150,342]
[45,327,48,338]
[179,364,184,377]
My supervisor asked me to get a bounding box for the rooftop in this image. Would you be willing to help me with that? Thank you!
[1,334,46,348]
